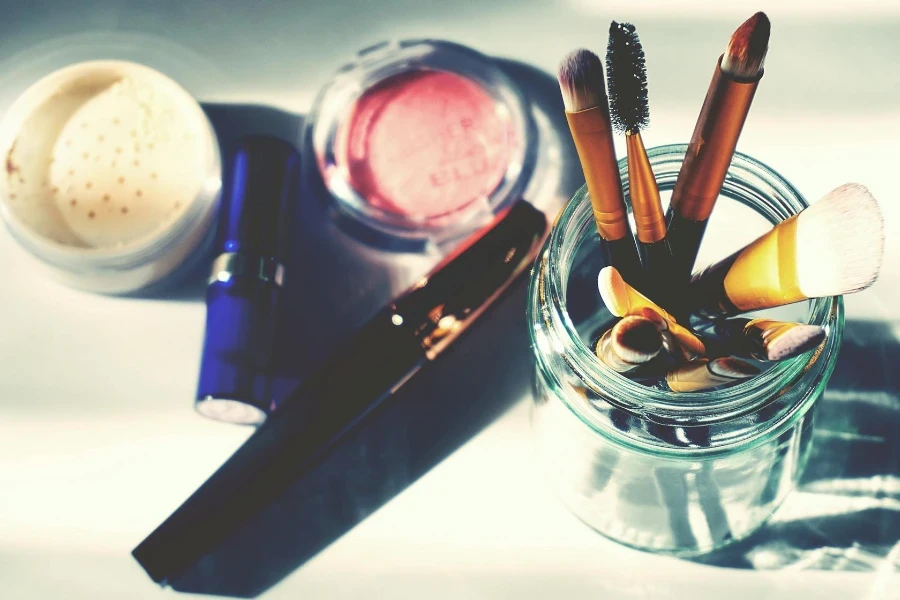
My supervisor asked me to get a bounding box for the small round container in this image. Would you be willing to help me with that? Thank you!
[0,60,221,294]
[306,39,537,245]
[528,144,843,555]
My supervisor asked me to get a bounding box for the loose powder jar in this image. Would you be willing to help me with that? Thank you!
[0,60,221,293]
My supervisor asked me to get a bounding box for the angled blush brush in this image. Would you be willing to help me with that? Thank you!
[666,12,771,282]
[686,183,884,318]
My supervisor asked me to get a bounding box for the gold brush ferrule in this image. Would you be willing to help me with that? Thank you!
[743,318,792,349]
[667,358,757,393]
[566,107,630,241]
[625,132,666,243]
[742,318,820,359]
[670,57,760,222]
[723,215,805,311]
[600,267,705,358]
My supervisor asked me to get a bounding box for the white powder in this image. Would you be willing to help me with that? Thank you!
[3,70,207,249]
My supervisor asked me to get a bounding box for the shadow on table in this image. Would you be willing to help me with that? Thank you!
[123,103,307,301]
[134,62,584,598]
[691,319,900,572]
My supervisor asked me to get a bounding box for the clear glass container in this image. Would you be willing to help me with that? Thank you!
[528,144,844,555]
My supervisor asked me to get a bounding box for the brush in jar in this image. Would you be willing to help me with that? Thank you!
[606,21,676,307]
[687,183,884,319]
[558,49,645,289]
[598,265,705,360]
[666,12,771,282]
[595,315,664,373]
[703,318,826,362]
[667,357,760,393]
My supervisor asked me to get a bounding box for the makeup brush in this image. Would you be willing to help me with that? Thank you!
[558,49,644,288]
[631,306,696,362]
[596,315,664,373]
[706,318,826,362]
[666,12,771,282]
[606,21,676,306]
[687,183,884,319]
[598,266,705,359]
[667,357,760,393]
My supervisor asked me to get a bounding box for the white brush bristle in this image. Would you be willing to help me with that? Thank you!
[598,266,628,316]
[558,49,607,112]
[796,183,884,298]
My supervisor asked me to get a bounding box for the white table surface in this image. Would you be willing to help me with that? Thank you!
[1,1,900,598]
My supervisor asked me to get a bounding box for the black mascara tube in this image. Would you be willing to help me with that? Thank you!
[133,201,547,593]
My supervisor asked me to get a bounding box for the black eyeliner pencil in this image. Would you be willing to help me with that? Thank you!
[132,201,547,593]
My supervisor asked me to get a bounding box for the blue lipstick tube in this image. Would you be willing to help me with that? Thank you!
[195,136,300,425]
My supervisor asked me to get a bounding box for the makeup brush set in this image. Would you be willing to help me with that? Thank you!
[0,35,562,596]
[558,13,885,392]
[0,8,891,597]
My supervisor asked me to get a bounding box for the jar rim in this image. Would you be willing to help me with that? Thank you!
[534,143,843,437]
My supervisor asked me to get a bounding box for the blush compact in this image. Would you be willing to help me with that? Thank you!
[306,39,538,245]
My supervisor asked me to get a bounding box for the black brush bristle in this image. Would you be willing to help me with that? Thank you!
[606,21,649,133]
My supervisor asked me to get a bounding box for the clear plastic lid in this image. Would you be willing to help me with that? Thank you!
[306,39,538,245]
[0,37,222,294]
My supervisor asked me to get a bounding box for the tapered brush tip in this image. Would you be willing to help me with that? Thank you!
[605,21,649,133]
[764,324,826,361]
[612,315,663,363]
[722,11,770,79]
[558,49,607,112]
[796,183,884,298]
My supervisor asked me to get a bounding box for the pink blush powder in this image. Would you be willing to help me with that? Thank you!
[340,70,518,220]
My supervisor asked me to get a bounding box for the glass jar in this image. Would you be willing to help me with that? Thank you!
[528,144,844,555]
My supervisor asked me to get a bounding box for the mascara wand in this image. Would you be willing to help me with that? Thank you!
[606,21,676,308]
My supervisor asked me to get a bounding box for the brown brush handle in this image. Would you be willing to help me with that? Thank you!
[667,61,759,287]
[566,107,631,241]
[670,61,759,222]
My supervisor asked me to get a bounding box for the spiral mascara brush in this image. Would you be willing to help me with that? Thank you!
[606,21,676,307]
[558,49,644,289]
[666,12,771,282]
